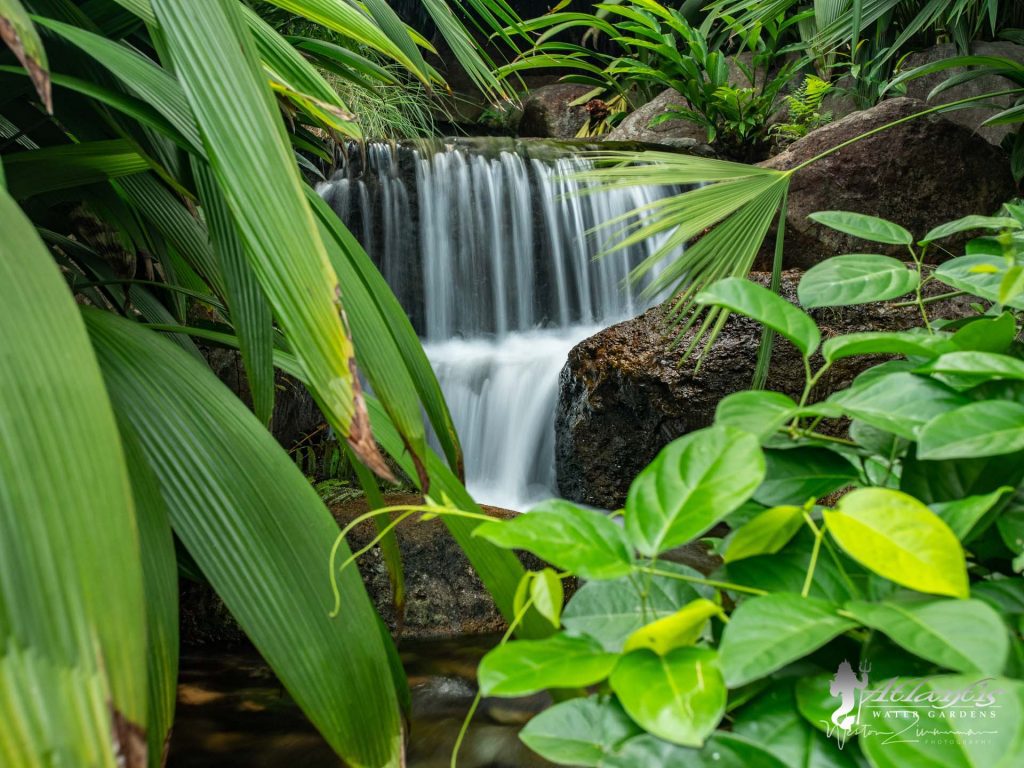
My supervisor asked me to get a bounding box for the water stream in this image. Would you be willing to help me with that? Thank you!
[319,139,678,508]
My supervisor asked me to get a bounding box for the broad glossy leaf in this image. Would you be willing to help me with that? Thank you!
[798,254,918,307]
[602,732,789,768]
[901,449,1024,505]
[918,351,1024,383]
[735,684,859,768]
[859,676,1024,768]
[824,488,968,599]
[623,598,721,655]
[531,568,563,628]
[474,500,634,580]
[934,254,1024,310]
[696,277,820,357]
[826,372,969,440]
[724,505,805,563]
[625,425,765,556]
[478,633,618,696]
[844,598,1008,675]
[918,401,1024,459]
[952,313,1017,353]
[562,565,706,652]
[0,188,146,767]
[822,331,955,363]
[931,488,1011,540]
[808,210,913,245]
[85,310,401,767]
[610,648,726,747]
[518,696,641,766]
[920,214,1021,244]
[754,447,859,507]
[718,594,855,687]
[714,390,797,440]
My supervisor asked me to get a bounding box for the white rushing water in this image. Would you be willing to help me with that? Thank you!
[318,140,678,509]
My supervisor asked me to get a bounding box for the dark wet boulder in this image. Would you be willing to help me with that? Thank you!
[604,87,707,148]
[554,270,975,509]
[519,83,597,139]
[900,42,1024,146]
[759,97,1016,269]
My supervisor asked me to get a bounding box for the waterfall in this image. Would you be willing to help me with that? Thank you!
[318,139,679,509]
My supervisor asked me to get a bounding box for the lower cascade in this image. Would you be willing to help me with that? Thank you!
[318,138,679,509]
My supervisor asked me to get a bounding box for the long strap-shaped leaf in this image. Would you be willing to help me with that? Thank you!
[118,422,178,768]
[0,0,51,110]
[85,309,404,768]
[193,158,276,426]
[0,185,147,766]
[152,0,392,478]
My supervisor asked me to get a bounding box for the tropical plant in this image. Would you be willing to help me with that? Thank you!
[0,1,546,766]
[772,73,833,142]
[888,52,1024,181]
[460,206,1024,767]
[496,0,800,155]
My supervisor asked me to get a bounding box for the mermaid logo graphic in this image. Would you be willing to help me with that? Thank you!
[828,659,870,745]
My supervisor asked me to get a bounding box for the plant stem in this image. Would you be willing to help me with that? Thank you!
[801,512,824,598]
[450,595,536,768]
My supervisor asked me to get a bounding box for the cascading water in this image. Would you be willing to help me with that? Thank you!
[318,138,679,509]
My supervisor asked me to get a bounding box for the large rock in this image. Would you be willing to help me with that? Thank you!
[604,88,706,148]
[518,83,596,139]
[900,42,1024,145]
[760,97,1015,268]
[555,271,975,509]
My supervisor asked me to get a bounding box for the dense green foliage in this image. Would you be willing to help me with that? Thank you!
[473,205,1024,766]
[0,1,533,766]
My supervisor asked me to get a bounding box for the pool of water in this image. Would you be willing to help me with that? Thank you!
[168,637,556,767]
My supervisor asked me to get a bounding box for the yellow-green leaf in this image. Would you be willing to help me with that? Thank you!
[623,598,722,655]
[824,488,969,598]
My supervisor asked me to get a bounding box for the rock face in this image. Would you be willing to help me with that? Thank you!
[760,97,1016,268]
[518,83,596,139]
[900,42,1024,145]
[180,494,560,647]
[555,271,975,509]
[604,88,706,148]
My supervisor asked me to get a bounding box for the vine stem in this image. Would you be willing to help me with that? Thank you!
[450,594,537,768]
[801,512,825,598]
[328,505,494,617]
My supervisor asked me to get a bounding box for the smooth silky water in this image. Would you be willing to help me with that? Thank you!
[172,140,679,766]
[318,138,679,509]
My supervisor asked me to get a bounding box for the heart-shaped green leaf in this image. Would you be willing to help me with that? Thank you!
[714,390,797,440]
[696,277,820,357]
[918,401,1024,460]
[562,565,707,652]
[844,598,1008,674]
[724,505,805,563]
[474,500,634,580]
[718,594,855,687]
[625,425,765,556]
[824,488,968,598]
[753,447,859,507]
[519,696,641,767]
[798,254,918,307]
[809,210,913,245]
[478,633,618,697]
[610,648,726,747]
